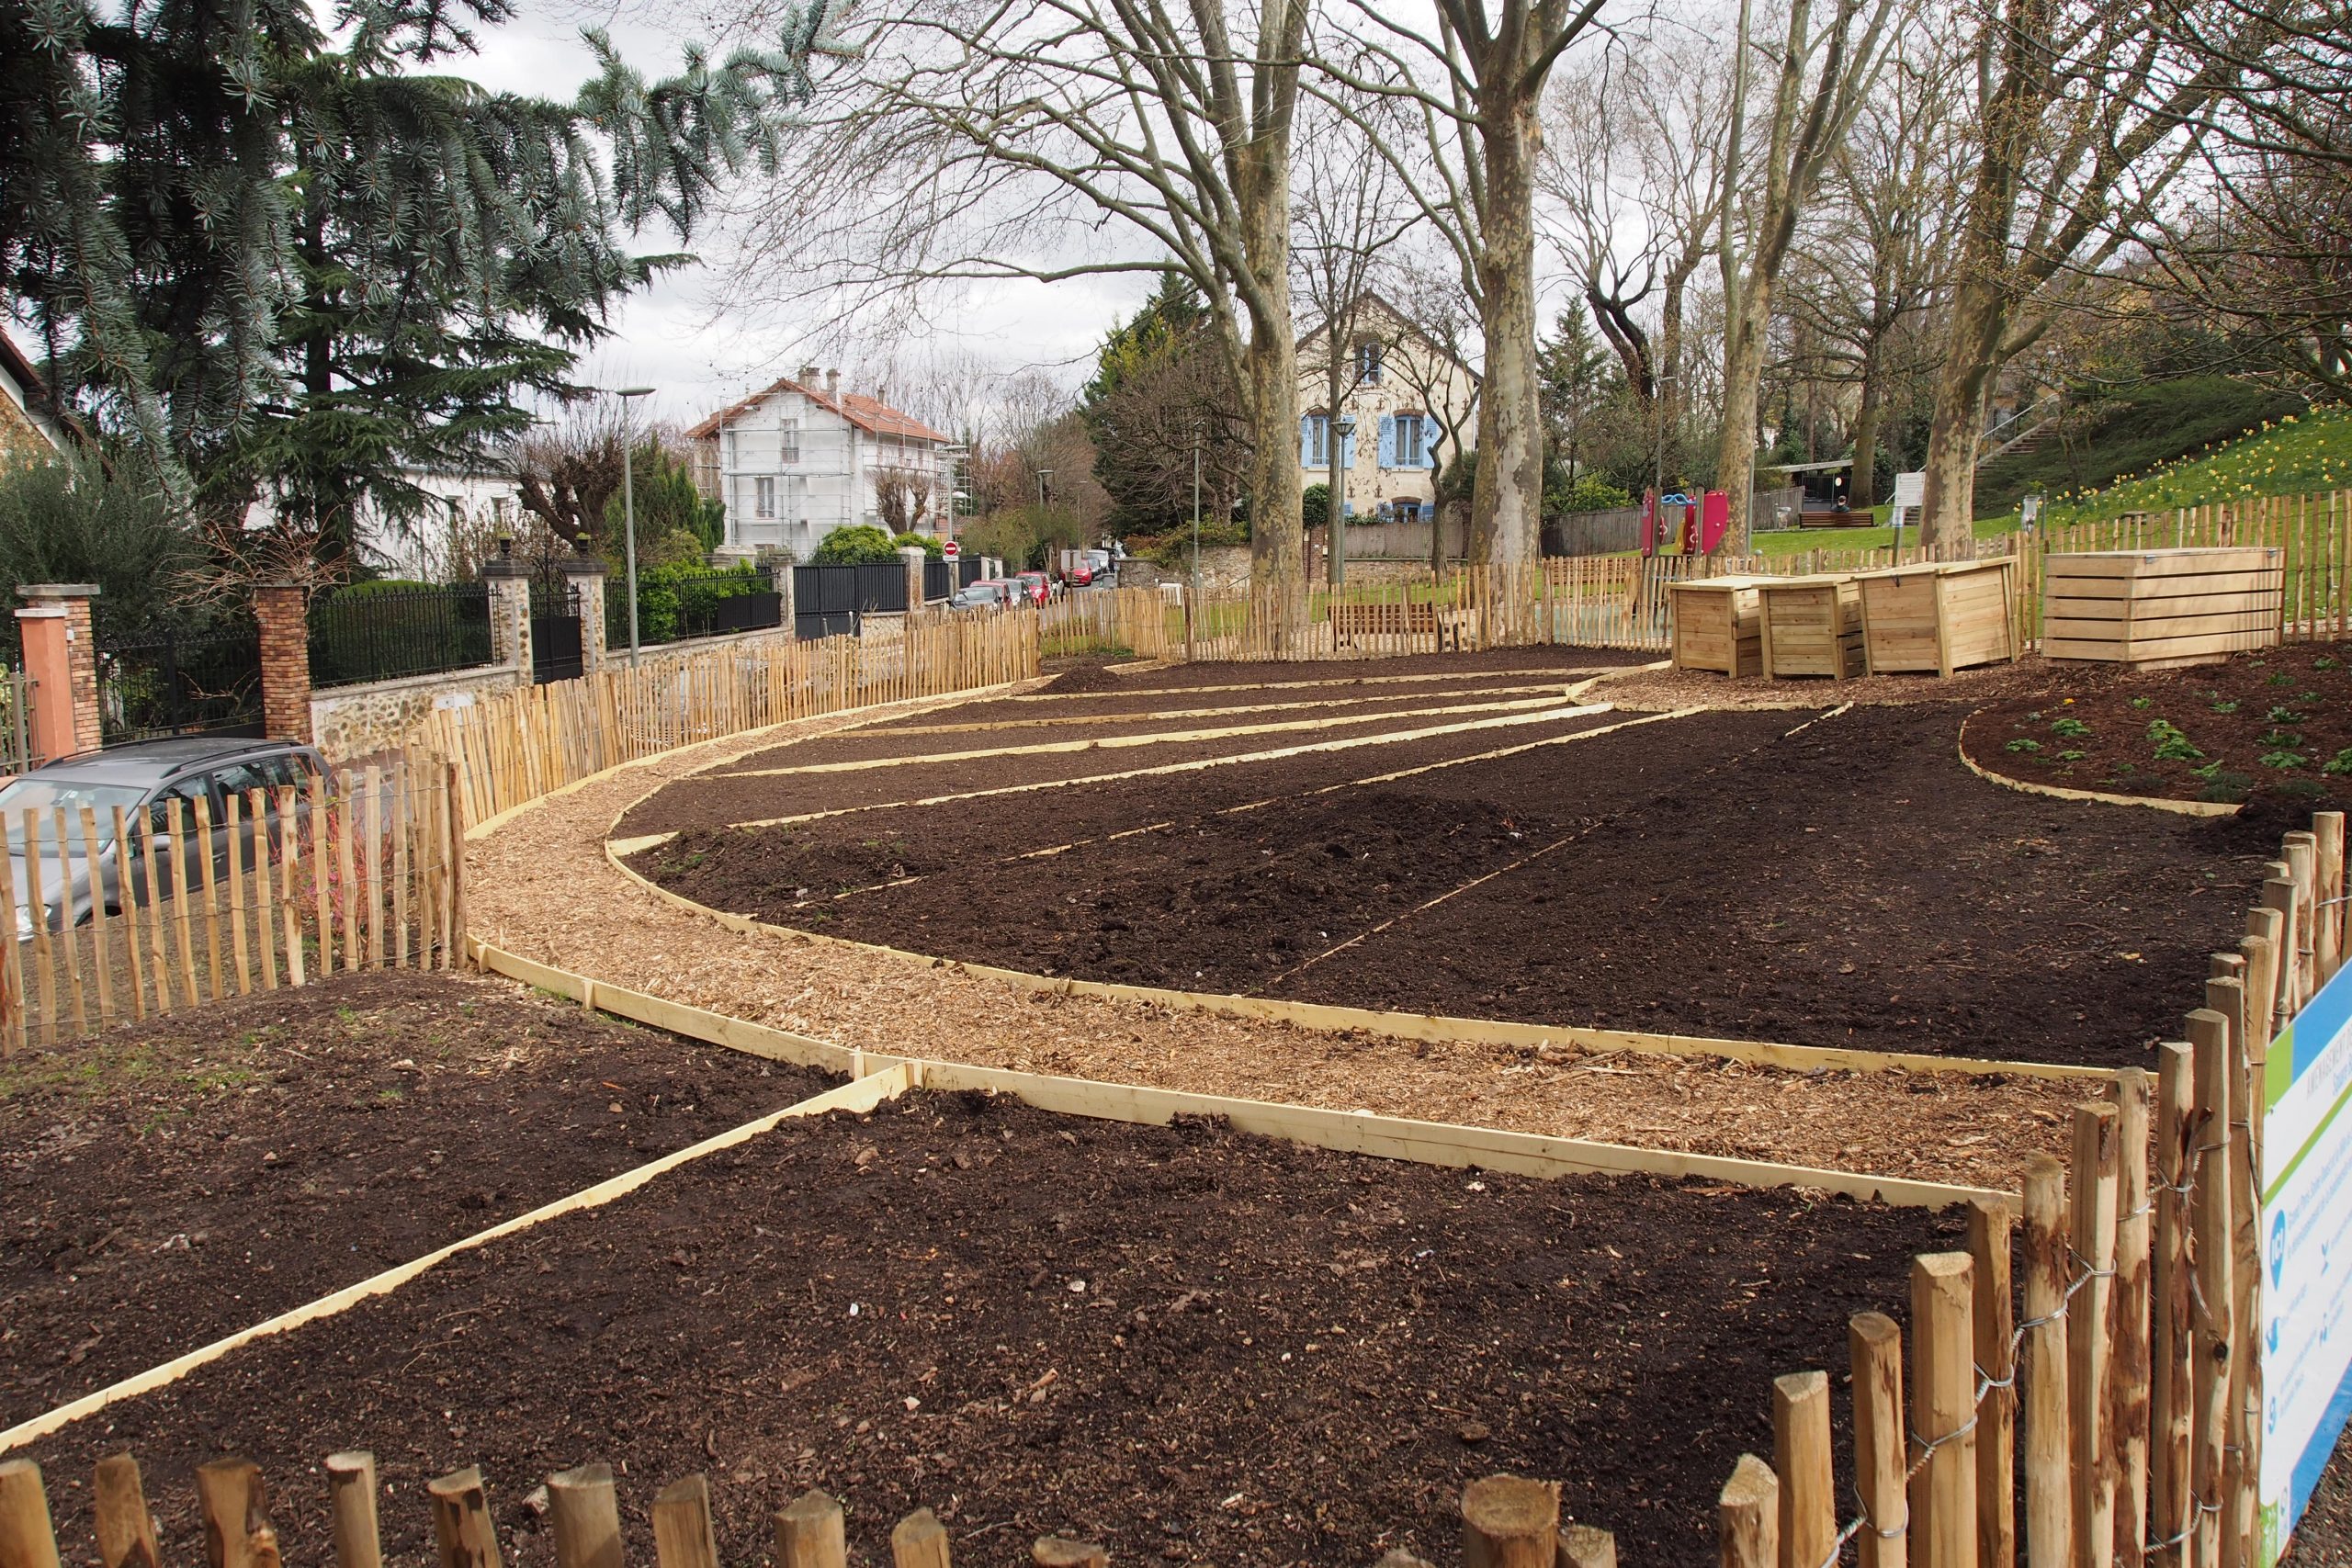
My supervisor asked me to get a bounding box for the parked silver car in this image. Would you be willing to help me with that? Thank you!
[2,737,327,935]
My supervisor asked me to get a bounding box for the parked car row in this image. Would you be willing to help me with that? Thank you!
[946,553,1121,611]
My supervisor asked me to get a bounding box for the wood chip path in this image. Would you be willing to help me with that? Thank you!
[469,692,2088,1191]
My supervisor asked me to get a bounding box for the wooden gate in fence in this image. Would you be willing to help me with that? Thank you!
[0,761,464,1054]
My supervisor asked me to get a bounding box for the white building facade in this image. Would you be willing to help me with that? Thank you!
[687,368,959,561]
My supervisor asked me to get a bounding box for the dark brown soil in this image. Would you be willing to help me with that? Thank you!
[2299,1421,2352,1566]
[640,705,2270,1066]
[0,971,831,1426]
[617,706,1626,838]
[1081,647,1657,688]
[851,676,1599,734]
[22,1088,1963,1567]
[1965,642,2352,814]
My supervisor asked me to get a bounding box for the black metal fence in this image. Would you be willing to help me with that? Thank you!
[610,568,781,649]
[97,615,263,741]
[793,562,909,639]
[922,557,952,602]
[309,582,495,689]
[958,556,983,589]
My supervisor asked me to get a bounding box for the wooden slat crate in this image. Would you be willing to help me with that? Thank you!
[1758,576,1864,681]
[1852,559,2018,676]
[1667,576,1771,676]
[2042,547,2285,669]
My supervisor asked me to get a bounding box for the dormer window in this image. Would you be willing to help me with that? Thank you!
[1354,342,1384,385]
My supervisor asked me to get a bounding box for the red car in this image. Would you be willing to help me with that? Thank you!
[1066,562,1094,587]
[1013,572,1051,605]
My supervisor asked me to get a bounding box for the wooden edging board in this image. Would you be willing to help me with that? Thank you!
[597,833,2115,1086]
[467,937,2008,1210]
[1955,712,2242,818]
[0,1062,917,1456]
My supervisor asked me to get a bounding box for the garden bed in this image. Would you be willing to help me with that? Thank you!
[632,704,2269,1068]
[1962,641,2352,814]
[0,971,831,1426]
[20,1086,1965,1566]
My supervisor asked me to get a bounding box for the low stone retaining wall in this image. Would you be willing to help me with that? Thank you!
[312,662,521,761]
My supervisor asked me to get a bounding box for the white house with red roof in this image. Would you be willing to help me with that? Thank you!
[684,367,960,560]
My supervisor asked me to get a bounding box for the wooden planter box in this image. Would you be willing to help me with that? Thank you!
[2043,547,2285,670]
[1668,576,1771,676]
[1853,559,2018,676]
[1758,576,1865,680]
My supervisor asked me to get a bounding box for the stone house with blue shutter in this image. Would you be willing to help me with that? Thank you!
[1295,294,1477,523]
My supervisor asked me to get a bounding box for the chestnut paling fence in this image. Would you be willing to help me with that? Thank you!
[0,1450,1612,1568]
[1043,490,2352,662]
[1715,808,2346,1568]
[0,761,464,1053]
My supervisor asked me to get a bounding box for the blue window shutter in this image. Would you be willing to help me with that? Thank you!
[1378,415,1396,468]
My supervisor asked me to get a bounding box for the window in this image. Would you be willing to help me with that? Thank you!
[1354,342,1384,384]
[777,418,801,464]
[1397,413,1426,468]
[1300,413,1329,468]
[754,476,777,519]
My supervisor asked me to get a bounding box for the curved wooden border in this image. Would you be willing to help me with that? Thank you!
[1955,710,2243,818]
[600,834,2111,1085]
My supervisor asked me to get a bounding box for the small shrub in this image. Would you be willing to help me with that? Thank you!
[2315,656,2342,671]
[2261,729,2303,748]
[2267,705,2302,723]
[2006,739,2043,754]
[2058,749,2087,761]
[2051,716,2093,739]
[2277,778,2327,800]
[2259,750,2306,771]
[2199,771,2256,804]
[2268,672,2294,685]
[2147,718,2204,761]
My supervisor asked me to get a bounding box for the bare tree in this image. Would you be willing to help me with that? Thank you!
[1914,0,2255,545]
[721,0,1314,636]
[1374,254,1485,571]
[1291,90,1417,586]
[872,466,938,532]
[1305,0,1620,568]
[1713,0,1901,546]
[512,400,631,548]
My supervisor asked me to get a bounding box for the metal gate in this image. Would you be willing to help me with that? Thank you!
[529,569,583,684]
[793,562,910,639]
[96,614,263,742]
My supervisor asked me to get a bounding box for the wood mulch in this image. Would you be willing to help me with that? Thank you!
[467,695,2090,1193]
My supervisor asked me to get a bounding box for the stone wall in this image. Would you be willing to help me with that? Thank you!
[311,663,521,763]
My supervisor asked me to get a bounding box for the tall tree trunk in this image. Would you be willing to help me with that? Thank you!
[1327,333,1349,588]
[1917,274,2007,547]
[1848,351,1883,512]
[1715,276,1773,547]
[1469,104,1543,568]
[1238,119,1306,647]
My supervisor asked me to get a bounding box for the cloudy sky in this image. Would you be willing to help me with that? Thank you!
[454,1,1150,431]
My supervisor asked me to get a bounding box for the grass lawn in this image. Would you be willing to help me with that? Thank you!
[1752,512,2024,556]
[2027,405,2352,525]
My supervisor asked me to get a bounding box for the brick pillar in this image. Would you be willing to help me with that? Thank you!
[479,558,533,684]
[253,582,313,743]
[16,583,101,761]
[563,555,608,673]
[899,546,929,614]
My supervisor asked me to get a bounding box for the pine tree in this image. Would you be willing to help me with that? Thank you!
[0,0,837,581]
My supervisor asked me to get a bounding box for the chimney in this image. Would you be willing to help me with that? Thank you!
[826,368,841,399]
[797,363,820,385]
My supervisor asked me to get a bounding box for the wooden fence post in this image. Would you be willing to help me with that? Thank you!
[93,1455,161,1568]
[2114,1068,2154,1568]
[195,1458,278,1568]
[2071,1102,2121,1568]
[2208,973,2261,1568]
[1463,1475,1559,1568]
[651,1476,722,1568]
[1851,1312,1908,1568]
[427,1466,503,1568]
[192,795,223,1001]
[0,1459,60,1568]
[1774,1372,1835,1568]
[775,1490,847,1568]
[548,1464,624,1568]
[1031,1541,1107,1568]
[2186,1008,2233,1568]
[2314,811,2345,980]
[1721,1456,1780,1568]
[1968,1198,2016,1568]
[1558,1525,1617,1568]
[325,1452,381,1568]
[2149,1044,2196,1568]
[1910,1252,1978,1568]
[890,1509,953,1568]
[2022,1154,2073,1568]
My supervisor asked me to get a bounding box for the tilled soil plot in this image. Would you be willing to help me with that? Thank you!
[850,674,1608,733]
[653,704,2269,1066]
[23,1089,1963,1568]
[0,972,831,1427]
[1964,642,2352,812]
[616,705,1630,838]
[643,711,1798,992]
[1057,648,1657,690]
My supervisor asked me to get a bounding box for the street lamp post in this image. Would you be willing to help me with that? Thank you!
[1330,413,1357,590]
[607,386,656,667]
[1036,468,1053,579]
